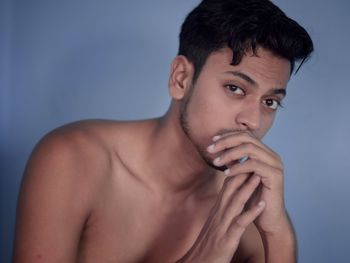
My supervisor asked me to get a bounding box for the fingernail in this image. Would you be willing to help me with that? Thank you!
[224,168,230,175]
[207,144,215,152]
[212,135,221,142]
[213,156,221,165]
[258,201,266,208]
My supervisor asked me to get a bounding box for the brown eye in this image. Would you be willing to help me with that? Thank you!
[225,85,245,95]
[263,99,280,110]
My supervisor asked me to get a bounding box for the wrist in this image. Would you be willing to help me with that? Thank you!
[259,214,294,235]
[257,216,297,263]
[260,224,296,248]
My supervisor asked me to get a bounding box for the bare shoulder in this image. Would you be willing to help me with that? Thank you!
[24,120,119,186]
[14,119,150,262]
[19,119,150,201]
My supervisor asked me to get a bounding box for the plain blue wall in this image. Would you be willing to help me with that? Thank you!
[1,0,350,262]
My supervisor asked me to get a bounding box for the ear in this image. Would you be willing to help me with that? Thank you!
[168,55,194,100]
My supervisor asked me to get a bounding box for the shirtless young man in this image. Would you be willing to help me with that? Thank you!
[13,0,313,262]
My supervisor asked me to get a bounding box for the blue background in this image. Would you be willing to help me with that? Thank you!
[1,0,350,262]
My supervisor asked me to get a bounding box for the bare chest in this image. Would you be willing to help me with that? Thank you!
[77,178,212,263]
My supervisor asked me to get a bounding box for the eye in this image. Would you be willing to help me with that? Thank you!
[225,85,245,95]
[262,98,281,110]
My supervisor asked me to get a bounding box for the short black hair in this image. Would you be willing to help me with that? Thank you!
[178,0,314,82]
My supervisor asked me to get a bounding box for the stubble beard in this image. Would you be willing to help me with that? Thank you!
[179,86,227,172]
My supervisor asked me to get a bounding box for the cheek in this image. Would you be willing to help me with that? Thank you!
[257,114,276,139]
[186,92,217,131]
[188,77,232,124]
[185,87,232,138]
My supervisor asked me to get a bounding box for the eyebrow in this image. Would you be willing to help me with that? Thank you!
[271,88,287,97]
[224,70,287,97]
[225,71,257,86]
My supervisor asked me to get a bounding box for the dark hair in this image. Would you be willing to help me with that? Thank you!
[178,0,314,81]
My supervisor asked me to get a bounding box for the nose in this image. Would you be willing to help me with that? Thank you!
[235,101,261,131]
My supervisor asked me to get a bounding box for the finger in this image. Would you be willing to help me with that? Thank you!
[221,175,261,227]
[225,159,284,189]
[218,174,250,210]
[227,201,266,238]
[212,130,255,142]
[211,143,282,170]
[208,131,279,159]
[211,131,270,153]
[205,174,249,229]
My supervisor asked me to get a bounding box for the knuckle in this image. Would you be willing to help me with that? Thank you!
[217,138,229,150]
[273,151,284,165]
[234,192,249,206]
[214,140,223,150]
[246,142,255,150]
[276,166,284,175]
[275,168,284,181]
[234,217,248,229]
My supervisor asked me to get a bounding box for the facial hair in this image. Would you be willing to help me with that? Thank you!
[179,85,227,172]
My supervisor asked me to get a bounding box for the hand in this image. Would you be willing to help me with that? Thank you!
[177,174,266,263]
[206,131,288,235]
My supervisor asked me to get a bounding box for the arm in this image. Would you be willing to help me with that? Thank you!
[233,223,265,263]
[13,131,98,262]
[258,213,296,263]
[207,131,296,263]
[234,220,295,263]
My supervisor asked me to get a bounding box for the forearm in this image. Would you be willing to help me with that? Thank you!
[260,217,297,263]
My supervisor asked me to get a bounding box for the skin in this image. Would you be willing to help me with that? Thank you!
[13,47,295,263]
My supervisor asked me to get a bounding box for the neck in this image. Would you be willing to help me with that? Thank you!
[145,107,219,199]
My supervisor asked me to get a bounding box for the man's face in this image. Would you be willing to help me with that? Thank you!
[180,47,290,169]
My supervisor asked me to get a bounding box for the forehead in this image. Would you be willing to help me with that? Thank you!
[202,47,291,89]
